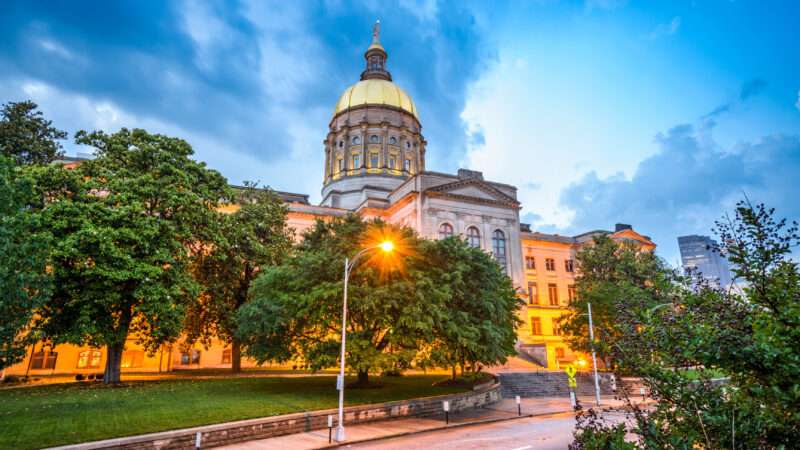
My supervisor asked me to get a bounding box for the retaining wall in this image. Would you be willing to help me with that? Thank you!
[498,371,616,398]
[48,381,502,450]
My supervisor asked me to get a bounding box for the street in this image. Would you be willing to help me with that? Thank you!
[340,410,627,450]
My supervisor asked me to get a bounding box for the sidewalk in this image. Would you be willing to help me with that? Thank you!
[219,396,627,450]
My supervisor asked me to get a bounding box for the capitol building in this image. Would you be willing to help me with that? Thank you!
[5,25,655,378]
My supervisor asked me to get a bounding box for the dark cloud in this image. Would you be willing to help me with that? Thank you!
[559,121,800,263]
[0,1,491,168]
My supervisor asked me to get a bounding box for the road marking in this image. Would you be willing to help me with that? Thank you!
[510,446,532,450]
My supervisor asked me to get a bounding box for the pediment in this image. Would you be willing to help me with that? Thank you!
[426,179,519,206]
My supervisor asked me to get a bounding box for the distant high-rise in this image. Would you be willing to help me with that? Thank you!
[678,235,733,288]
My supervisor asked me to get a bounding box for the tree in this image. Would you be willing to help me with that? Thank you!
[30,128,228,384]
[237,215,433,386]
[562,235,678,368]
[0,101,66,166]
[0,156,52,369]
[185,183,291,372]
[419,237,522,378]
[570,200,800,448]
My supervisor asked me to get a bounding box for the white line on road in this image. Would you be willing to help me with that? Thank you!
[510,446,532,450]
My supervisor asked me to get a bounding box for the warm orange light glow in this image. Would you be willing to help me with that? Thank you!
[380,241,394,252]
[577,358,587,368]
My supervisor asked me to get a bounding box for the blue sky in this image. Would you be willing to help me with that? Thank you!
[1,0,798,263]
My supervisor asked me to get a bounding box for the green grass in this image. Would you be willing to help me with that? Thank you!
[0,375,467,449]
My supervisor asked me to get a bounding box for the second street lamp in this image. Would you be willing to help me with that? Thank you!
[335,241,394,442]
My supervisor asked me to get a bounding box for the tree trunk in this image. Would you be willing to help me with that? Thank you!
[451,365,457,381]
[103,341,125,384]
[231,338,242,373]
[357,369,369,386]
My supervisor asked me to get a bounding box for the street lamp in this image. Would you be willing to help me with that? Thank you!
[587,302,601,407]
[335,241,394,442]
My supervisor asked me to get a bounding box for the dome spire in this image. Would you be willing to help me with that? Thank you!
[361,20,391,81]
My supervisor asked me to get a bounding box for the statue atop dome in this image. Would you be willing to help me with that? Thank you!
[362,20,390,81]
[372,20,380,44]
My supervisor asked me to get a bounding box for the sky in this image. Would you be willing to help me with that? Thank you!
[1,0,799,264]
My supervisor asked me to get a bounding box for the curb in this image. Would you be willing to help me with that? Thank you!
[315,407,581,449]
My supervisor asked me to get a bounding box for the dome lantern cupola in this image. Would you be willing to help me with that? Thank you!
[361,20,391,81]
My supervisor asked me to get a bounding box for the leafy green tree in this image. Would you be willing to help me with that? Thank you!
[0,101,66,166]
[237,215,434,386]
[562,235,678,368]
[185,183,291,372]
[30,128,228,384]
[0,156,52,369]
[419,237,522,378]
[571,200,800,449]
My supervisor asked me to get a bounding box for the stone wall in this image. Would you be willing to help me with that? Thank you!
[50,382,502,450]
[498,371,616,398]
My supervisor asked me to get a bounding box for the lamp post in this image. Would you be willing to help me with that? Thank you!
[587,302,601,406]
[335,241,394,442]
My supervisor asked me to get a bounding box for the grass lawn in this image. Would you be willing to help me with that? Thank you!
[0,375,467,450]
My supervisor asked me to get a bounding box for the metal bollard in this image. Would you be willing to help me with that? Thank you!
[328,415,333,443]
[443,400,450,424]
[515,395,521,416]
[195,432,202,450]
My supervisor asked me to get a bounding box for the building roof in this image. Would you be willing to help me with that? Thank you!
[333,79,418,119]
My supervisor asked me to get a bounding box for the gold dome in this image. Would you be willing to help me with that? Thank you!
[333,79,418,120]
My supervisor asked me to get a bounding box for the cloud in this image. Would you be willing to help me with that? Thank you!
[648,16,681,40]
[559,121,800,264]
[704,78,767,119]
[795,90,800,111]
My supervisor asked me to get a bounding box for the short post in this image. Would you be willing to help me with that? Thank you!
[515,395,521,416]
[640,386,646,401]
[195,432,202,450]
[570,390,577,408]
[327,415,333,443]
[443,400,450,424]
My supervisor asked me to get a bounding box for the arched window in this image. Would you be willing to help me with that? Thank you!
[370,135,380,143]
[466,226,481,248]
[438,223,454,240]
[389,136,397,145]
[352,136,361,145]
[492,229,507,270]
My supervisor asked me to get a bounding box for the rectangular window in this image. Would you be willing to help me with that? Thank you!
[388,155,396,169]
[77,350,102,369]
[180,349,201,365]
[370,153,379,168]
[552,317,562,336]
[404,159,412,172]
[31,351,58,370]
[528,282,538,305]
[568,285,577,303]
[222,348,232,364]
[556,347,565,359]
[525,256,536,270]
[531,317,542,335]
[337,158,344,172]
[352,154,360,169]
[565,259,574,273]
[548,283,558,306]
[545,258,555,271]
[121,350,144,368]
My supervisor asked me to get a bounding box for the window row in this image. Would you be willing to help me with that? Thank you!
[339,135,417,148]
[524,256,574,273]
[529,316,564,336]
[28,349,141,370]
[438,224,507,270]
[527,282,577,306]
[335,154,413,172]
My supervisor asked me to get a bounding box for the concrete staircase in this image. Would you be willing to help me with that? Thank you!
[498,371,616,398]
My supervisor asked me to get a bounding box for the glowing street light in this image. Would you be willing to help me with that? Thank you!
[335,240,394,442]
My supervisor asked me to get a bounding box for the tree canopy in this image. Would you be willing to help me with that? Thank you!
[0,101,66,166]
[29,128,229,383]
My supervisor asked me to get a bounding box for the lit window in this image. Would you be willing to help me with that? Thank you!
[466,226,481,248]
[568,285,576,303]
[545,258,555,271]
[352,154,360,169]
[565,259,574,273]
[77,350,102,369]
[531,317,542,335]
[222,348,232,364]
[525,256,536,270]
[552,317,562,336]
[180,349,201,365]
[121,350,144,368]
[548,283,558,306]
[528,282,538,305]
[438,223,454,239]
[370,153,379,168]
[492,230,507,270]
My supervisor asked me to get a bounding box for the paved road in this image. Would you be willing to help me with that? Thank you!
[340,410,626,450]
